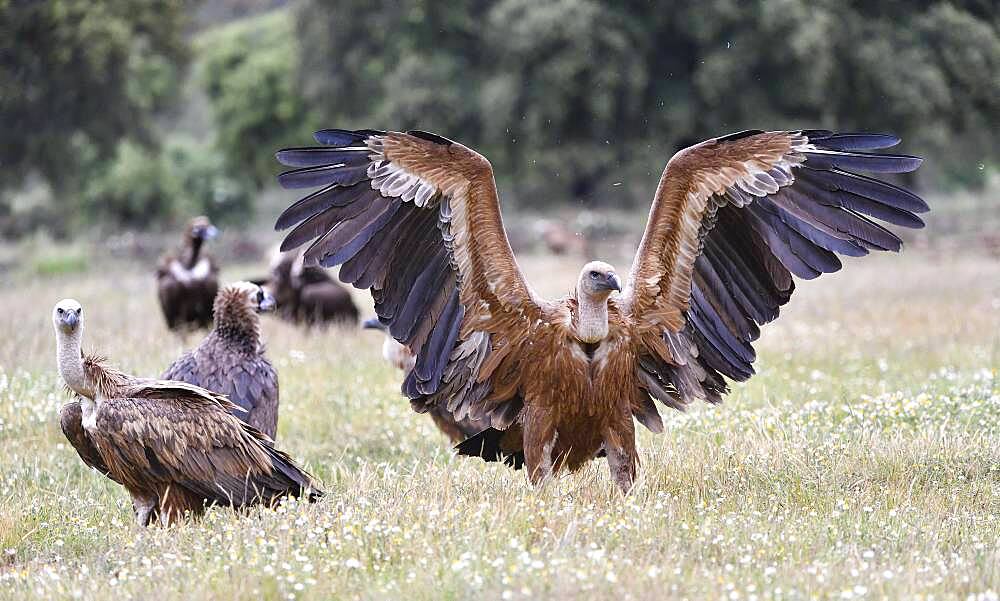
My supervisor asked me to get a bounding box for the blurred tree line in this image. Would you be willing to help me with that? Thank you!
[1,0,998,235]
[0,0,252,235]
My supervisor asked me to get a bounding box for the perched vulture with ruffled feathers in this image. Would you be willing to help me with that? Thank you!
[162,282,280,438]
[54,299,321,526]
[274,127,927,491]
[156,216,220,331]
[362,317,485,445]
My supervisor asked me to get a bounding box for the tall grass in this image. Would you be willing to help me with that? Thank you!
[0,250,997,600]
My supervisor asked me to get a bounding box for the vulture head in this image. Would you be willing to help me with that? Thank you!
[186,216,219,244]
[52,298,90,397]
[211,282,276,348]
[577,261,621,300]
[53,298,83,335]
[217,281,277,315]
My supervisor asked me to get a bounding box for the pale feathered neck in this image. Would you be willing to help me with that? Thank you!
[573,291,610,344]
[56,325,90,398]
[56,329,126,400]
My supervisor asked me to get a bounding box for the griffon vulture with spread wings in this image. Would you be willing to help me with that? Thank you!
[274,128,927,491]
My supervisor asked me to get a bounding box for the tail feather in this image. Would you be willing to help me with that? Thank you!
[455,428,524,470]
[265,445,324,502]
[244,425,324,501]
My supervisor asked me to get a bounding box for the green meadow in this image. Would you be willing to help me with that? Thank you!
[0,246,997,600]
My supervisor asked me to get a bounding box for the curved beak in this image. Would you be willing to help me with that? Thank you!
[62,311,79,329]
[597,273,622,292]
[258,289,276,313]
[362,317,387,331]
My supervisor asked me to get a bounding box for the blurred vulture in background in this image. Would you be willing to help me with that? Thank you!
[162,282,280,438]
[362,317,484,444]
[256,247,359,327]
[156,216,220,331]
[274,127,927,492]
[53,299,321,526]
[536,219,587,256]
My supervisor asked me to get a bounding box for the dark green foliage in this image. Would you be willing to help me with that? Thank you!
[2,1,997,231]
[79,141,175,228]
[0,0,190,193]
[79,137,251,228]
[163,137,255,225]
[296,0,1000,203]
[199,10,317,188]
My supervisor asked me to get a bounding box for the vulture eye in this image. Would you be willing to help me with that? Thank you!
[589,271,599,279]
[57,308,64,314]
[77,308,82,315]
[256,290,264,303]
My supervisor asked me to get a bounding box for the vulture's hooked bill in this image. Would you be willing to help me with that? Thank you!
[162,282,280,438]
[274,127,928,492]
[362,317,485,445]
[54,299,321,526]
[156,216,220,331]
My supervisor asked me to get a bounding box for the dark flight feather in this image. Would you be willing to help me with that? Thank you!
[801,150,922,173]
[276,155,372,188]
[275,177,372,232]
[455,428,525,470]
[313,128,384,146]
[801,132,901,151]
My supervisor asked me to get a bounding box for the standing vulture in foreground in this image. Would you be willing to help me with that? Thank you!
[274,128,927,492]
[156,216,220,331]
[162,281,280,438]
[362,317,485,445]
[54,299,321,526]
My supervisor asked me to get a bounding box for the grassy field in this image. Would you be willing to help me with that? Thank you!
[0,247,998,600]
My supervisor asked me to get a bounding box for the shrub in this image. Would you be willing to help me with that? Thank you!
[79,137,252,229]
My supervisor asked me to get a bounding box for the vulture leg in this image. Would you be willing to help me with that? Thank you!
[522,408,559,487]
[158,486,203,526]
[132,492,158,528]
[603,412,638,494]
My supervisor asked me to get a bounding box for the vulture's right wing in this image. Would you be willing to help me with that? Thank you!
[275,130,549,426]
[59,400,118,482]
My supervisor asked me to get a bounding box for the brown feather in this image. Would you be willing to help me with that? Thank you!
[162,283,280,437]
[274,127,925,494]
[63,353,319,526]
[155,217,220,331]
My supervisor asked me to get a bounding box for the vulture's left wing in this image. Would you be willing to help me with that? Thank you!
[275,129,549,426]
[621,130,927,413]
[101,383,321,505]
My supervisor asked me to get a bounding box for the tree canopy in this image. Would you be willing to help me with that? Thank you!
[199,10,317,189]
[0,0,190,193]
[296,0,1000,203]
[1,0,997,233]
